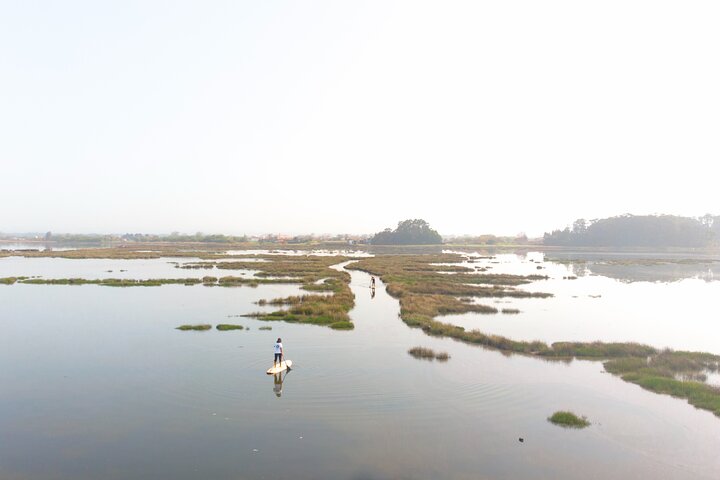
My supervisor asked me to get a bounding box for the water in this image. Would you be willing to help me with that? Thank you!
[0,257,262,280]
[439,252,720,353]
[1,253,719,479]
[225,249,373,257]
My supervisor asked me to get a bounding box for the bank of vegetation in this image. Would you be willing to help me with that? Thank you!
[604,350,720,416]
[17,277,210,286]
[348,253,720,417]
[544,214,720,248]
[347,253,555,352]
[0,277,26,284]
[235,255,356,330]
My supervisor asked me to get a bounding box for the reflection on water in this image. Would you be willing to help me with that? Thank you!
[568,259,719,283]
[0,242,79,252]
[1,254,719,479]
[273,372,287,397]
[439,251,720,353]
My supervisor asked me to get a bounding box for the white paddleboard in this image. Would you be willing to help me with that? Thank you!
[266,360,292,374]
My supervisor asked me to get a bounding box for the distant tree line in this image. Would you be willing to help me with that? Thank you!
[447,234,531,246]
[121,232,248,243]
[370,219,442,245]
[543,214,720,247]
[44,233,113,244]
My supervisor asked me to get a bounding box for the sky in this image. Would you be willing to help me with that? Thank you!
[1,1,718,237]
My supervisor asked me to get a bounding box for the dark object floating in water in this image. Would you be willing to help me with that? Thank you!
[518,437,524,443]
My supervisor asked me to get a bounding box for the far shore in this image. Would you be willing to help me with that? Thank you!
[2,238,720,257]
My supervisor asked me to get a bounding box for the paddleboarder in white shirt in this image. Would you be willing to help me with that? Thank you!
[273,338,283,366]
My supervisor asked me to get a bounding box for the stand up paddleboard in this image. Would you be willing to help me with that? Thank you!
[266,360,292,375]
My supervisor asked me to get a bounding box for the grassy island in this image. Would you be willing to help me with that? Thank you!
[176,324,212,331]
[216,324,245,331]
[408,346,451,361]
[548,411,590,428]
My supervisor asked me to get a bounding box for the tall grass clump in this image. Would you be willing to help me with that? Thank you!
[408,346,451,361]
[216,324,245,331]
[176,324,212,331]
[548,411,590,428]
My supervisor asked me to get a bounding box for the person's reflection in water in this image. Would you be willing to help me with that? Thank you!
[273,372,284,397]
[370,286,376,299]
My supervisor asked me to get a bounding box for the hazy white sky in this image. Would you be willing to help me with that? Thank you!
[1,1,718,236]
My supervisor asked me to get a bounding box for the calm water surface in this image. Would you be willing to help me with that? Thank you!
[0,257,262,281]
[1,254,719,479]
[440,252,720,353]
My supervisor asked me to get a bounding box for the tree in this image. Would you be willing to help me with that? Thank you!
[572,219,588,234]
[700,214,714,229]
[370,219,442,245]
[544,214,714,247]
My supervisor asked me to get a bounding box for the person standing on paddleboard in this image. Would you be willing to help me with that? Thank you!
[273,338,283,366]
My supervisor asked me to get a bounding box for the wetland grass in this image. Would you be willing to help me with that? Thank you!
[8,245,720,418]
[548,411,590,428]
[216,324,245,331]
[241,255,356,329]
[12,252,359,330]
[18,277,206,287]
[349,253,720,418]
[347,254,556,353]
[408,346,451,361]
[329,320,353,330]
[176,324,212,331]
[604,350,720,416]
[259,326,273,330]
[435,351,451,361]
[408,346,435,359]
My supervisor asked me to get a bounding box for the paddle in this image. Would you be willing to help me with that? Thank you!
[283,352,292,371]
